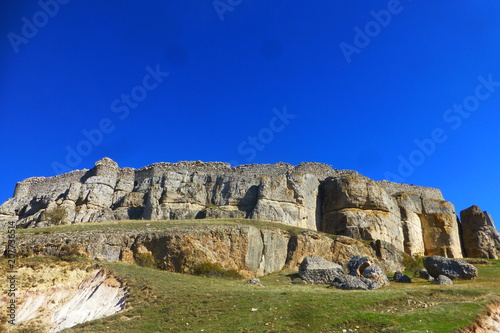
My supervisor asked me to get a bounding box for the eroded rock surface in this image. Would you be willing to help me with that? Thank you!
[460,206,500,259]
[346,256,390,286]
[0,264,126,332]
[5,224,405,277]
[2,157,492,258]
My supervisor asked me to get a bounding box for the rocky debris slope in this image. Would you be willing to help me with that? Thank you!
[0,264,126,332]
[5,224,404,277]
[460,206,500,259]
[2,157,498,258]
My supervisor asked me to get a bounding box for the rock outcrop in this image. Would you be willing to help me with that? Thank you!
[5,223,404,277]
[2,157,496,258]
[460,206,500,259]
[0,264,126,332]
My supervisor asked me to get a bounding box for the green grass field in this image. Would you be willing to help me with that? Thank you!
[55,260,499,333]
[7,219,500,332]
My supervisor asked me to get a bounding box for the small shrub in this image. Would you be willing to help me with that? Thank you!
[135,253,157,268]
[192,262,243,279]
[59,243,83,261]
[402,254,424,276]
[44,206,67,225]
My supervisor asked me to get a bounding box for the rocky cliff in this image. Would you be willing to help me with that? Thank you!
[8,223,404,276]
[460,206,500,259]
[1,158,498,258]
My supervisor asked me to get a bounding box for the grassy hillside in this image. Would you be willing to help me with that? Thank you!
[6,219,500,332]
[56,259,499,333]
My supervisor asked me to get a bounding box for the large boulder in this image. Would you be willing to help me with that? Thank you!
[298,256,343,284]
[347,256,374,276]
[423,256,478,280]
[346,256,389,286]
[362,265,390,286]
[330,275,382,290]
[460,205,500,259]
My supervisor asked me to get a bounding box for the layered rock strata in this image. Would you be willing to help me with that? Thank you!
[1,157,492,258]
[5,224,403,276]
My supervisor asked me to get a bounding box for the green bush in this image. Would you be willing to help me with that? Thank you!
[135,253,157,268]
[44,206,67,225]
[192,262,243,279]
[59,243,83,261]
[402,254,424,276]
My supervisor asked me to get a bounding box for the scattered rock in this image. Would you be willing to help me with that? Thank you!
[246,278,261,284]
[347,256,373,276]
[433,275,453,285]
[417,269,434,281]
[298,256,343,284]
[330,274,382,290]
[346,256,390,286]
[423,256,478,280]
[394,271,411,283]
[362,264,390,286]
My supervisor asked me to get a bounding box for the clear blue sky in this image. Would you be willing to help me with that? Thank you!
[1,1,499,229]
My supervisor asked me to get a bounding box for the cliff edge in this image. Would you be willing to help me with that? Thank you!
[1,157,499,258]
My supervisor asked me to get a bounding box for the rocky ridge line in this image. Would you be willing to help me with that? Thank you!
[1,157,499,259]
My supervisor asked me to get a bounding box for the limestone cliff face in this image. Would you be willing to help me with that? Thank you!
[1,157,489,258]
[7,224,404,276]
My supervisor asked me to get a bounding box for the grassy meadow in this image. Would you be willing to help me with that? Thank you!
[5,219,500,332]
